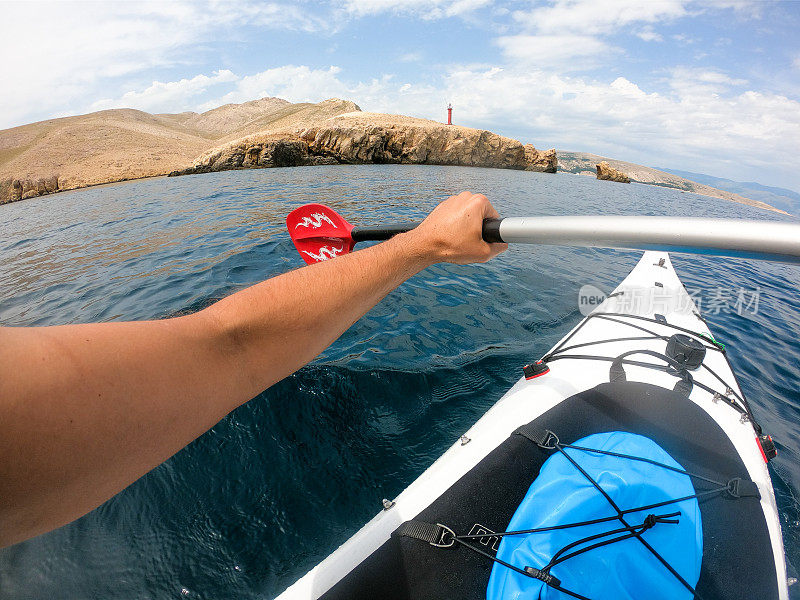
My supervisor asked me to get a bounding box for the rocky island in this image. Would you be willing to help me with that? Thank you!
[596,161,631,183]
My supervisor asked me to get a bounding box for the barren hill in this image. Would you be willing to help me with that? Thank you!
[0,98,360,201]
[176,97,292,136]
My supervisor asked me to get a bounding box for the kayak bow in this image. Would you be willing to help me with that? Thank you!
[276,251,790,600]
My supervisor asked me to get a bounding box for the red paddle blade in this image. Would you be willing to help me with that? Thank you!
[286,203,356,264]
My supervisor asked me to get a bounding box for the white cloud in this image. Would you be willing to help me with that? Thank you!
[793,57,800,70]
[495,35,616,69]
[199,66,349,109]
[705,0,765,19]
[512,0,687,36]
[91,70,239,113]
[0,0,493,129]
[636,27,663,42]
[0,1,335,129]
[341,0,490,19]
[693,70,747,85]
[668,67,748,96]
[498,1,684,70]
[672,33,697,45]
[398,52,424,63]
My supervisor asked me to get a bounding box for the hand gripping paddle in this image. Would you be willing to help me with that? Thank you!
[287,203,800,265]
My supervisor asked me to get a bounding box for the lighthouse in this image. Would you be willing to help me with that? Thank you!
[447,103,452,125]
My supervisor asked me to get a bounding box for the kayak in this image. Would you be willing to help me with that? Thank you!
[275,250,789,599]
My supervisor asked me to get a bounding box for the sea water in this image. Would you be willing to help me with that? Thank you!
[1,165,799,598]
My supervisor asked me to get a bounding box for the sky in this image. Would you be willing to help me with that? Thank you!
[2,0,799,191]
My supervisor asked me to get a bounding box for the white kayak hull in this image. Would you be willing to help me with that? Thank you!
[277,251,788,599]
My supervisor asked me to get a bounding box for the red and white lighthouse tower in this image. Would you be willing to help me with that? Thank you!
[447,103,452,125]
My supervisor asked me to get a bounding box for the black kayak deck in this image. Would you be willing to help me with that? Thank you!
[320,381,778,600]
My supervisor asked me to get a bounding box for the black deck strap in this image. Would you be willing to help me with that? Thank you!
[726,478,761,499]
[393,521,453,547]
[514,423,558,449]
[672,378,693,398]
[609,349,693,398]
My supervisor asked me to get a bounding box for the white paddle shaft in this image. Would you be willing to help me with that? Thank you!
[492,216,800,264]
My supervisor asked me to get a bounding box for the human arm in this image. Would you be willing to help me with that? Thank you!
[0,192,506,547]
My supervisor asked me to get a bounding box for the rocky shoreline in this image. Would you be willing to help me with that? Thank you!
[168,123,557,177]
[1,175,61,203]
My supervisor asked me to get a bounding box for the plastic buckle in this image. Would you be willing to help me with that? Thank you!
[537,430,560,450]
[430,524,456,548]
[524,567,561,587]
[726,477,760,499]
[726,478,744,498]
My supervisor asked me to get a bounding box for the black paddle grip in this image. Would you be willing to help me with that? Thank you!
[482,218,504,243]
[350,218,505,243]
[350,222,422,242]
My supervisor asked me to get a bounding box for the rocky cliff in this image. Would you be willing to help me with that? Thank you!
[170,113,557,176]
[596,161,630,183]
[0,175,60,202]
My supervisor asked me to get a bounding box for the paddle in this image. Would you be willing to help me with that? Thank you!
[287,203,800,265]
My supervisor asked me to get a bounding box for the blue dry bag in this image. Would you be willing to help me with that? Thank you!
[486,431,702,600]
